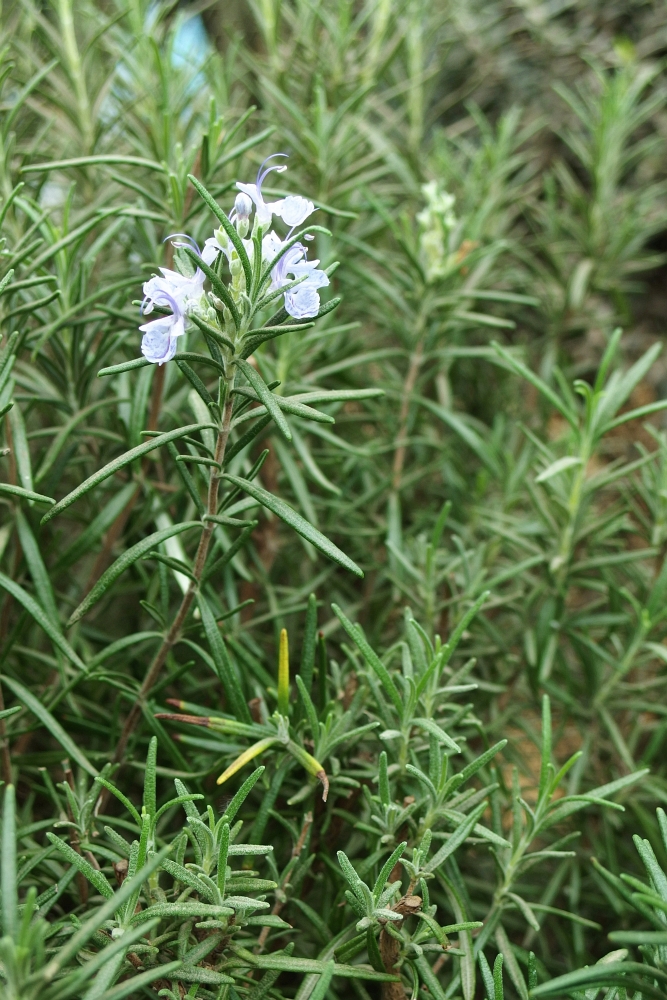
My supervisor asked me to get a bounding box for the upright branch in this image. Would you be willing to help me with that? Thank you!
[68,159,363,800]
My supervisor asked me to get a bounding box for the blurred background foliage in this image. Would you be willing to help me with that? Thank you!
[1,0,667,995]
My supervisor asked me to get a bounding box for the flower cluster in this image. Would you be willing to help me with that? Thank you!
[416,180,457,282]
[139,156,329,364]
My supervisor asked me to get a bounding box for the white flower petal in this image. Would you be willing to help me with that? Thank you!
[202,236,223,266]
[275,195,315,228]
[284,285,321,319]
[139,314,184,365]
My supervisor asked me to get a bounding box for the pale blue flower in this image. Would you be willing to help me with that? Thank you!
[236,153,288,228]
[140,299,185,365]
[142,265,204,315]
[236,154,316,230]
[272,194,316,228]
[139,262,203,365]
[270,241,329,319]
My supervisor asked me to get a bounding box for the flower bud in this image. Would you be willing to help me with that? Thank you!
[234,192,253,222]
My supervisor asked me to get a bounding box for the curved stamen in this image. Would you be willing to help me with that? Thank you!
[164,233,202,255]
[141,288,181,317]
[257,153,288,193]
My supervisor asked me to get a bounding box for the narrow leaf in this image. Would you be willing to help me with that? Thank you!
[41,423,211,524]
[235,359,292,441]
[46,834,112,898]
[332,604,402,713]
[0,483,54,505]
[535,456,582,483]
[67,522,200,625]
[198,592,252,722]
[223,475,362,577]
[3,676,97,775]
[0,574,86,671]
[2,785,17,938]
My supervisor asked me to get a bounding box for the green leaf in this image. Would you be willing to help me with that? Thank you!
[98,357,152,377]
[608,931,667,944]
[174,351,226,375]
[77,921,162,1000]
[3,676,97,775]
[425,802,487,872]
[595,342,662,431]
[55,482,138,570]
[602,399,667,434]
[203,519,257,582]
[233,386,336,426]
[238,951,398,981]
[442,876,475,1000]
[300,592,317,693]
[94,777,141,826]
[419,399,501,478]
[189,312,235,353]
[310,960,336,1000]
[0,573,86,671]
[2,785,17,938]
[492,343,577,429]
[332,603,402,713]
[167,441,206,516]
[35,399,119,483]
[416,592,488,698]
[495,924,527,1000]
[452,741,507,791]
[241,322,315,356]
[41,423,212,524]
[178,969,234,985]
[415,954,449,1000]
[506,891,540,932]
[479,951,495,1000]
[15,509,58,623]
[223,474,362,577]
[132,901,234,923]
[100,963,183,1000]
[373,842,406,901]
[197,592,252,723]
[43,847,170,978]
[535,456,582,483]
[235,359,292,441]
[67,521,200,625]
[223,765,265,824]
[529,962,666,999]
[46,833,113,898]
[0,483,54,505]
[224,413,272,465]
[493,954,505,1000]
[413,717,461,754]
[8,403,33,496]
[23,154,166,173]
[296,674,319,739]
[176,359,217,410]
[161,858,215,900]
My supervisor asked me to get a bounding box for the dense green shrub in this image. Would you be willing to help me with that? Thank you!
[0,0,666,996]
